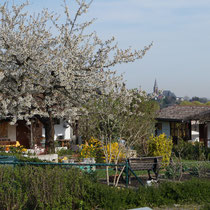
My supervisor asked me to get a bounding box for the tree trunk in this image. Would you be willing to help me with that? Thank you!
[44,119,55,153]
[35,113,55,154]
[106,166,110,186]
[40,113,55,154]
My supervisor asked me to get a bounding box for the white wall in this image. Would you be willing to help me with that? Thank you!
[207,122,210,148]
[54,120,71,139]
[8,124,16,141]
[42,120,72,140]
[207,122,210,139]
[191,121,199,142]
[156,122,170,137]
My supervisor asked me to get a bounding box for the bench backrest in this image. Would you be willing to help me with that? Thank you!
[128,156,162,170]
[0,140,16,146]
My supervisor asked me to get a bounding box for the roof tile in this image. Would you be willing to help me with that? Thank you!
[157,105,210,121]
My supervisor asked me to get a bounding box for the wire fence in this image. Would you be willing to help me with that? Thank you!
[0,157,135,187]
[1,156,210,187]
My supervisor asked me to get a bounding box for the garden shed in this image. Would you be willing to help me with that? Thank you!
[156,105,210,147]
[0,118,73,148]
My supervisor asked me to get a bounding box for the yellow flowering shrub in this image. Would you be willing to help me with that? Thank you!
[105,142,126,163]
[4,141,27,153]
[80,138,126,163]
[21,148,27,153]
[80,137,103,162]
[148,134,173,167]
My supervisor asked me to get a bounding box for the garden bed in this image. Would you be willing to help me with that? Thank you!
[97,166,210,188]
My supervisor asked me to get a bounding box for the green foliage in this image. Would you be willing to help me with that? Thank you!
[0,152,43,162]
[57,148,73,156]
[164,162,188,180]
[201,203,210,210]
[180,101,193,106]
[0,166,210,209]
[80,137,104,162]
[173,141,210,160]
[188,161,210,178]
[148,134,173,166]
[80,89,159,157]
[180,100,210,106]
[205,101,210,106]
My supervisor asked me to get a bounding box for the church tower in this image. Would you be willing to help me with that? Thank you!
[153,79,158,94]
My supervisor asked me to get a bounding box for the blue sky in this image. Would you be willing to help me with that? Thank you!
[19,0,210,98]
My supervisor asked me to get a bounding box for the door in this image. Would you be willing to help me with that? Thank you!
[16,121,30,148]
[199,124,207,146]
[0,121,8,139]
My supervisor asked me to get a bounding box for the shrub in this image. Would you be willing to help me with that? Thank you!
[0,152,43,162]
[80,137,104,162]
[173,141,210,160]
[0,166,210,209]
[80,138,126,163]
[57,148,73,156]
[188,161,210,178]
[148,134,173,166]
[105,142,126,163]
[164,162,188,180]
[202,203,210,210]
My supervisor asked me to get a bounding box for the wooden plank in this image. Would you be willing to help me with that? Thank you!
[0,141,16,146]
[0,122,8,138]
[128,156,162,171]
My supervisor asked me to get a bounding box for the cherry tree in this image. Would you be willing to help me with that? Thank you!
[0,0,152,153]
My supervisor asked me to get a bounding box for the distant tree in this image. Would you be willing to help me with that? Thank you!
[180,101,210,106]
[191,97,200,102]
[192,101,203,106]
[183,96,190,101]
[191,97,208,103]
[161,95,176,108]
[180,101,192,106]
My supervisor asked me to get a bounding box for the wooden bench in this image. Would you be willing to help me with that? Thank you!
[0,139,16,146]
[128,156,162,180]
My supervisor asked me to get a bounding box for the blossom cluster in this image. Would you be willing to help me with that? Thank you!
[0,0,151,126]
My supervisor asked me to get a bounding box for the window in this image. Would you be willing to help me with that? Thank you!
[170,122,190,141]
[0,122,8,138]
[156,123,162,130]
[155,123,162,136]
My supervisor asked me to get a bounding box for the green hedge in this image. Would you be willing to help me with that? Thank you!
[0,151,44,162]
[0,166,210,209]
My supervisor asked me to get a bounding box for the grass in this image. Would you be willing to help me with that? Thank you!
[94,159,210,182]
[94,167,163,180]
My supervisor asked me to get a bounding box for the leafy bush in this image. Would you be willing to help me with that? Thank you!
[188,161,210,178]
[148,134,173,166]
[80,138,126,163]
[0,166,210,209]
[57,148,73,156]
[80,137,104,162]
[173,141,210,160]
[164,162,189,180]
[202,203,210,210]
[0,152,43,162]
[105,142,126,163]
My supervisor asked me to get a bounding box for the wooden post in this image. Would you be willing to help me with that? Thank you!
[30,122,33,149]
[125,159,129,188]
